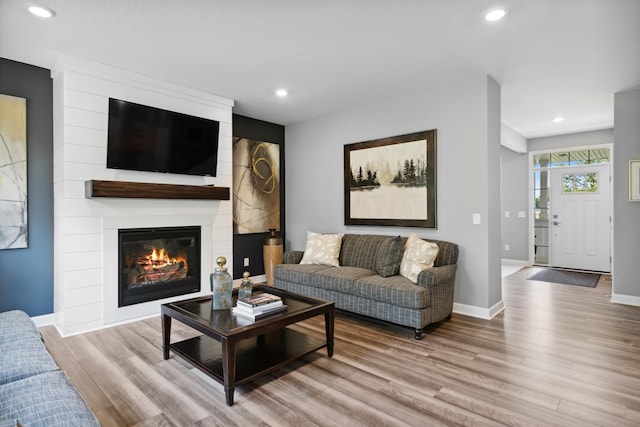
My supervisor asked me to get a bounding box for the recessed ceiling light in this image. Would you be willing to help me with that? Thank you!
[275,89,288,97]
[485,9,507,22]
[28,5,56,18]
[553,117,565,123]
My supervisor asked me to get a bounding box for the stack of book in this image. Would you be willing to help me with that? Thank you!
[233,293,287,320]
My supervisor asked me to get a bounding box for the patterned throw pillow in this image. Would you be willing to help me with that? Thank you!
[300,231,344,266]
[399,233,439,283]
[376,236,404,277]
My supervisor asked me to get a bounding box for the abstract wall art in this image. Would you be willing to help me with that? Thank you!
[0,94,28,249]
[232,137,280,234]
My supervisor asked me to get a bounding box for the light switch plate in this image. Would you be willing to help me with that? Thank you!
[473,213,481,224]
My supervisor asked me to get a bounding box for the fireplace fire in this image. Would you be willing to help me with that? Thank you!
[125,247,188,286]
[118,226,201,307]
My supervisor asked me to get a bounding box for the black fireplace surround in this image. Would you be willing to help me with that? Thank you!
[118,226,201,307]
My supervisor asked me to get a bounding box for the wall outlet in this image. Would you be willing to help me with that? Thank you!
[472,213,481,224]
[243,257,249,267]
[504,244,510,251]
[504,211,510,218]
[518,211,526,218]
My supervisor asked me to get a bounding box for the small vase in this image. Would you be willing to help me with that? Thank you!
[238,271,253,299]
[210,256,233,310]
[263,229,283,286]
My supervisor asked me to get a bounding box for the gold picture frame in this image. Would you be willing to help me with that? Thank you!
[0,94,28,249]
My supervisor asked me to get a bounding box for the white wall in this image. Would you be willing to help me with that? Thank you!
[285,73,503,318]
[528,128,613,152]
[501,124,527,153]
[500,146,529,262]
[612,88,640,305]
[51,56,234,335]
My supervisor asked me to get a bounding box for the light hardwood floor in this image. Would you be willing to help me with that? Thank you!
[40,267,640,426]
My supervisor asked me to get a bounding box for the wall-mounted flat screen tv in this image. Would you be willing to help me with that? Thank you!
[107,98,220,176]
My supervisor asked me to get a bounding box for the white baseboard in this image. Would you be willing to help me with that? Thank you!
[610,293,640,307]
[55,312,162,338]
[31,313,55,327]
[253,274,267,283]
[34,273,270,336]
[501,259,530,266]
[453,300,505,320]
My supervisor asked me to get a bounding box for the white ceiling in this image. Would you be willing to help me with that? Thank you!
[1,0,639,139]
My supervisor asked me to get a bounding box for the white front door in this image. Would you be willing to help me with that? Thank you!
[550,164,611,272]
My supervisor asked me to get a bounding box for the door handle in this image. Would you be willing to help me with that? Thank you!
[552,221,560,226]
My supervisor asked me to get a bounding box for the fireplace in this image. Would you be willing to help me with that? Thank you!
[118,226,201,307]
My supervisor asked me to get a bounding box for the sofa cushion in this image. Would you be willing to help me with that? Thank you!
[0,310,42,344]
[351,274,430,309]
[300,231,344,266]
[376,235,404,277]
[0,338,59,385]
[400,234,439,283]
[275,263,335,285]
[0,370,99,426]
[340,234,395,271]
[310,266,378,292]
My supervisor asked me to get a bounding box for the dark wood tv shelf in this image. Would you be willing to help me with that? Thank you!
[85,180,230,200]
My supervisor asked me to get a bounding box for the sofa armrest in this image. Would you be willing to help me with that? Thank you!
[416,264,457,287]
[416,264,457,322]
[283,251,304,264]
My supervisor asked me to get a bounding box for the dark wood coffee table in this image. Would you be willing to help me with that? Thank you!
[161,285,334,405]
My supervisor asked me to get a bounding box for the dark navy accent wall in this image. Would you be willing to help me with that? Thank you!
[232,114,285,279]
[0,58,54,316]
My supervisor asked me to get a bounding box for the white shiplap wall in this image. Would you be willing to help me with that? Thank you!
[51,55,234,336]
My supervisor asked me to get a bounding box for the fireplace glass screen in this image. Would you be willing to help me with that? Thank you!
[118,226,201,307]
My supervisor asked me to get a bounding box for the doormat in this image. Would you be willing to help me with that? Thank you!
[527,268,600,287]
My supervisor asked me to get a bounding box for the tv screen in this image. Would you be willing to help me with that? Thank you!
[106,98,220,176]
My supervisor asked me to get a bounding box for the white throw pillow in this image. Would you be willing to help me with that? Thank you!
[399,233,439,283]
[299,231,344,266]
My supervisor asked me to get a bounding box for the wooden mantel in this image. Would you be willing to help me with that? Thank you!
[85,180,230,200]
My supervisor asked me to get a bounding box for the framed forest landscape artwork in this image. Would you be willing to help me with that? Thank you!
[344,130,437,228]
[0,94,28,249]
[232,137,280,234]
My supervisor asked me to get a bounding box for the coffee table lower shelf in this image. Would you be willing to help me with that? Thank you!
[170,327,326,390]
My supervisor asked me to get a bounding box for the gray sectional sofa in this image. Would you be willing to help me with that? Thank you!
[274,234,458,338]
[0,310,99,427]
